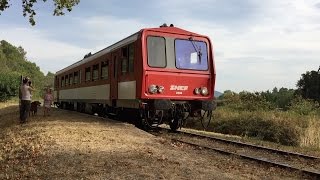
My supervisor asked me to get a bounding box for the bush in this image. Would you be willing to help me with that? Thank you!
[289,96,319,115]
[210,111,300,146]
[0,72,20,102]
[221,91,272,111]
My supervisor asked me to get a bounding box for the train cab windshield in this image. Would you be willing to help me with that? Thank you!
[175,39,208,71]
[147,36,208,71]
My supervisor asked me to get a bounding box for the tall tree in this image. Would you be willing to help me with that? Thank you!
[0,0,80,25]
[296,70,320,103]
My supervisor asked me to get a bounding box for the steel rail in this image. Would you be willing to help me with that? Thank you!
[160,127,320,160]
[171,138,320,179]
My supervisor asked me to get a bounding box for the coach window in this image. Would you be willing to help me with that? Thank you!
[92,64,99,81]
[61,77,65,87]
[79,70,82,84]
[74,71,78,84]
[85,67,91,81]
[101,61,109,79]
[147,36,166,68]
[65,75,69,86]
[69,73,73,85]
[128,43,134,72]
[121,46,128,73]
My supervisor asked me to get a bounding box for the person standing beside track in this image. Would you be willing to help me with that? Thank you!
[19,77,34,123]
[43,87,53,117]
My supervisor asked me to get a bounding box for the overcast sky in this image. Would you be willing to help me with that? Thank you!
[0,0,319,92]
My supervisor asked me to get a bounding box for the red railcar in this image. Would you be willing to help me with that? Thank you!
[54,24,216,130]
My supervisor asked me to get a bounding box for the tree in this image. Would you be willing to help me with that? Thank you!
[44,71,55,88]
[0,72,20,102]
[296,70,320,103]
[0,40,47,100]
[261,87,295,110]
[0,0,80,25]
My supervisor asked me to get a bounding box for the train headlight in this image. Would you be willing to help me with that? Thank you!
[201,87,209,96]
[158,86,165,93]
[148,85,158,94]
[194,88,201,95]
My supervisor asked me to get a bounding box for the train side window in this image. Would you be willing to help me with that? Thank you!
[92,64,99,81]
[114,56,117,78]
[101,61,109,80]
[61,77,64,87]
[79,70,82,84]
[121,46,128,73]
[69,73,73,85]
[147,36,166,68]
[128,43,134,72]
[74,71,78,84]
[65,75,69,86]
[85,67,91,81]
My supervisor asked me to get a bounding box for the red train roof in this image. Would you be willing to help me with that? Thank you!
[142,26,203,37]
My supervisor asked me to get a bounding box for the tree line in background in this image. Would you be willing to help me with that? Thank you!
[218,68,319,113]
[217,67,319,115]
[0,40,54,102]
[218,87,319,116]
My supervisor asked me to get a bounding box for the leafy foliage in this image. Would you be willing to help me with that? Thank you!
[289,96,319,115]
[261,87,295,110]
[211,112,300,146]
[0,72,20,102]
[0,40,54,101]
[0,0,80,25]
[296,70,320,103]
[43,71,55,88]
[219,90,272,111]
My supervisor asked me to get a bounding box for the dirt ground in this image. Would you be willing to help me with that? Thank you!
[0,104,305,179]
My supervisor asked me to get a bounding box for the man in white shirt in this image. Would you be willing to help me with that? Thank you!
[19,77,34,123]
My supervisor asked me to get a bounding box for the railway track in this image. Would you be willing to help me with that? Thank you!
[153,127,320,179]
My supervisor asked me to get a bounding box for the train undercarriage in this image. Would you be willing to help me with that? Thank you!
[56,99,216,131]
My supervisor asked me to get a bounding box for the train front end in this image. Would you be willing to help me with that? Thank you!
[138,25,216,130]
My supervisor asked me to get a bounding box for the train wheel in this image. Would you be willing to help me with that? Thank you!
[190,110,212,130]
[138,109,159,130]
[199,110,212,130]
[170,118,180,131]
[170,107,187,131]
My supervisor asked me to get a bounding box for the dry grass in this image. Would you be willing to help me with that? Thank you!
[301,117,320,148]
[187,107,320,150]
[0,103,306,179]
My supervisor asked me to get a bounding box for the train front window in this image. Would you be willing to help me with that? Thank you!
[175,39,208,71]
[147,36,166,68]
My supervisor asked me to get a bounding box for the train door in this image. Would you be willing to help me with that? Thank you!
[110,52,118,106]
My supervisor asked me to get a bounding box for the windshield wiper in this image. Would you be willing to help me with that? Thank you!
[188,37,202,62]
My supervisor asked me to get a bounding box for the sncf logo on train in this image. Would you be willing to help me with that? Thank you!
[169,85,189,91]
